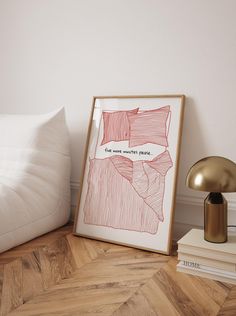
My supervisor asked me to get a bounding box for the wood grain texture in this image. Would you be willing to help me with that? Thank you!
[218,287,236,316]
[0,265,3,311]
[1,259,23,316]
[0,224,235,315]
[0,224,73,316]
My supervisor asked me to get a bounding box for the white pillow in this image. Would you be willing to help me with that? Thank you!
[0,107,71,253]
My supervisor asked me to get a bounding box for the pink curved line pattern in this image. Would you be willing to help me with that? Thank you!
[110,157,159,219]
[83,151,173,234]
[101,108,139,146]
[100,106,171,148]
[127,106,170,148]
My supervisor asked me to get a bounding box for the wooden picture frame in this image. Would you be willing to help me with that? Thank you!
[73,95,185,254]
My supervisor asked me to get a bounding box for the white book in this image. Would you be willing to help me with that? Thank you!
[178,260,236,278]
[177,261,236,285]
[178,252,236,272]
[177,229,236,263]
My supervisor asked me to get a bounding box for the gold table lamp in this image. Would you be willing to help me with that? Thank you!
[186,156,236,243]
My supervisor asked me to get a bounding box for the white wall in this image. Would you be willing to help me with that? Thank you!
[0,0,236,239]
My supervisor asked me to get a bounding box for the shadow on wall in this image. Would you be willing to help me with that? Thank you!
[174,97,207,239]
[69,129,88,181]
[69,128,88,219]
[177,96,208,196]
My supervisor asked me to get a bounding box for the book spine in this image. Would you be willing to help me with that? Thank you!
[178,244,236,264]
[178,260,236,278]
[177,263,236,285]
[178,252,236,272]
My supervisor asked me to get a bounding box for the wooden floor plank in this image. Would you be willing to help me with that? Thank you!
[141,277,180,316]
[156,272,202,315]
[0,264,4,311]
[0,259,23,316]
[65,235,103,268]
[217,287,236,315]
[112,291,157,316]
[9,286,136,316]
[39,237,77,290]
[22,251,44,302]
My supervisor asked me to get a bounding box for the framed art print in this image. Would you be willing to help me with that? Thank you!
[73,95,185,254]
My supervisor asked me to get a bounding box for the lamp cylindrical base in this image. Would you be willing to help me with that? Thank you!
[204,192,227,243]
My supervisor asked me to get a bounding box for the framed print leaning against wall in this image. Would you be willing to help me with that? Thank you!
[73,95,185,254]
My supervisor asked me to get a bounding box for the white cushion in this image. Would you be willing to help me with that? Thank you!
[0,108,71,253]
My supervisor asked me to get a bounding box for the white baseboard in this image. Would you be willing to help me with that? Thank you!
[70,181,236,242]
[177,194,236,210]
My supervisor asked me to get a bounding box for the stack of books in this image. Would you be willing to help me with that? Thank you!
[177,229,236,284]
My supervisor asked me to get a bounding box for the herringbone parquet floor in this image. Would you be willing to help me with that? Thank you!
[0,224,235,316]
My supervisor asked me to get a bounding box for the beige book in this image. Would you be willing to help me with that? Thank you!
[178,252,236,273]
[177,229,236,263]
[177,261,236,285]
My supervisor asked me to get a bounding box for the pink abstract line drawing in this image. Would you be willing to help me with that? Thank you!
[83,151,173,234]
[100,106,170,148]
[110,155,133,182]
[127,106,170,148]
[100,108,139,146]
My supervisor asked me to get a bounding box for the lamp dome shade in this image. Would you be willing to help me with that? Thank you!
[186,156,236,192]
